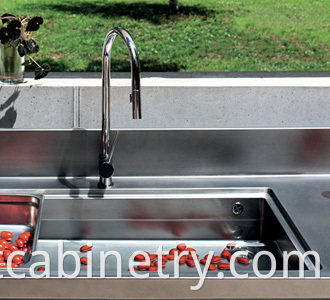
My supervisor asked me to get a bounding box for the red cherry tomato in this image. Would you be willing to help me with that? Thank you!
[80,257,91,265]
[12,255,24,265]
[148,266,158,271]
[0,244,6,252]
[166,254,175,260]
[221,250,231,259]
[211,256,222,264]
[186,247,196,253]
[18,233,29,243]
[169,248,179,256]
[80,245,92,252]
[137,265,150,271]
[23,231,32,241]
[208,264,216,271]
[186,259,196,267]
[149,255,157,262]
[237,257,249,265]
[37,267,45,271]
[3,250,12,260]
[7,244,18,252]
[1,231,13,241]
[16,239,24,248]
[0,262,7,267]
[134,254,146,262]
[0,239,8,248]
[0,255,4,263]
[179,255,187,264]
[177,243,187,251]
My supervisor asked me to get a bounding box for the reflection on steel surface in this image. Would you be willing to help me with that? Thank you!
[2,129,330,177]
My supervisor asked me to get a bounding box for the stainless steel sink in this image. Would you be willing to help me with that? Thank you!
[37,188,316,275]
[0,130,327,297]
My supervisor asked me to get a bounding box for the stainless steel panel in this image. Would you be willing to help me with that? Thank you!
[1,129,330,177]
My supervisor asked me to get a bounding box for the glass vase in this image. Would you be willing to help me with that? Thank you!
[0,43,25,84]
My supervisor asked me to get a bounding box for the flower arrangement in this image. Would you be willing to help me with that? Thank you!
[0,13,50,79]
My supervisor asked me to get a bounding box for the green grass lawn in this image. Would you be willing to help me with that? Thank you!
[1,0,329,72]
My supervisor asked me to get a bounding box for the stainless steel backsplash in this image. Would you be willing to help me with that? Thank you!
[1,129,330,177]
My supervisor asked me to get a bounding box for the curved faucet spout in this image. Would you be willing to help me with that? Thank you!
[99,27,141,188]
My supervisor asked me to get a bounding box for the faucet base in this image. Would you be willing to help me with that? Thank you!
[98,177,113,189]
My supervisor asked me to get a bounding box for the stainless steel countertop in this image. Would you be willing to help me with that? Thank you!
[0,175,330,299]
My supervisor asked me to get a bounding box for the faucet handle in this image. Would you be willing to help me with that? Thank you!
[98,156,114,188]
[99,155,114,178]
[98,131,119,188]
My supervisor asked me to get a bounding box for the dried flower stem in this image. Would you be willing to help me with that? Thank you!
[28,55,41,68]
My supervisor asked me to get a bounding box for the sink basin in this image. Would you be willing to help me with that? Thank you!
[38,188,317,275]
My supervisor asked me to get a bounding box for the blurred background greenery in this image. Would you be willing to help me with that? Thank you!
[1,0,329,72]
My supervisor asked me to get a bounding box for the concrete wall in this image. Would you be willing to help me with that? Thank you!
[0,76,329,129]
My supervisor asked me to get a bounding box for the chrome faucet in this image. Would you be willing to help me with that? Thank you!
[98,27,141,188]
